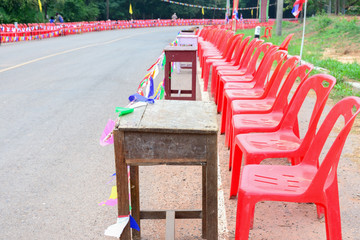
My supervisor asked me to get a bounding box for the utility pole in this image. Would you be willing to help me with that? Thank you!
[226,0,230,19]
[106,0,109,20]
[276,0,284,36]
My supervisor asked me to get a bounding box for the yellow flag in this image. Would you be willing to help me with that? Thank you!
[129,3,133,15]
[38,0,42,12]
[251,9,253,17]
[202,7,204,15]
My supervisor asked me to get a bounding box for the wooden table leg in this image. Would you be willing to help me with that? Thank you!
[164,58,171,100]
[130,166,140,240]
[206,135,218,240]
[191,53,197,100]
[114,130,131,239]
[202,165,207,238]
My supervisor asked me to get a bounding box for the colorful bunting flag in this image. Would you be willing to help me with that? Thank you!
[115,107,134,117]
[99,186,118,206]
[38,0,42,12]
[104,217,129,237]
[129,3,133,15]
[99,119,115,146]
[129,215,140,231]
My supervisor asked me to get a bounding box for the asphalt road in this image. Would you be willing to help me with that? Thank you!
[0,26,186,240]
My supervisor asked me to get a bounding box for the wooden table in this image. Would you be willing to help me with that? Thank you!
[177,34,198,47]
[114,100,218,239]
[164,46,197,101]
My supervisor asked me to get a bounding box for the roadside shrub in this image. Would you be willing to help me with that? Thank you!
[314,14,333,31]
[347,6,360,16]
[334,17,360,35]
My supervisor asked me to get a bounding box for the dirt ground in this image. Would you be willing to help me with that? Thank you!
[323,46,360,64]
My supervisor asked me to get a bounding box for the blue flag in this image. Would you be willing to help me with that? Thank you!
[129,215,140,231]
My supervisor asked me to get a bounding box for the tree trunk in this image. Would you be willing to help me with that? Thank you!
[276,0,284,36]
[328,0,332,14]
[106,0,109,19]
[335,0,340,15]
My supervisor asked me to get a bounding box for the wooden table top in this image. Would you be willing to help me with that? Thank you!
[116,100,218,134]
[164,45,198,51]
[177,34,198,38]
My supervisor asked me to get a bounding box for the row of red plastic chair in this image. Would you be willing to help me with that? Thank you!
[198,25,360,239]
[0,19,225,43]
[0,18,274,44]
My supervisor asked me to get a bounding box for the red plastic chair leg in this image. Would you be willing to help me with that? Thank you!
[235,190,254,240]
[230,144,243,197]
[220,93,228,133]
[203,63,211,91]
[324,183,342,239]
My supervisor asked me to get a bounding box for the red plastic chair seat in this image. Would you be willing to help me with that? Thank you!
[240,164,316,196]
[223,99,276,142]
[227,63,313,157]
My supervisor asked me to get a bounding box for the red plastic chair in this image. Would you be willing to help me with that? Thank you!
[223,57,308,148]
[235,96,360,240]
[199,29,229,60]
[230,74,336,198]
[205,34,248,85]
[201,34,244,91]
[198,28,221,63]
[199,28,225,66]
[217,47,283,118]
[200,30,234,68]
[227,63,313,161]
[215,42,275,110]
[261,26,272,39]
[199,29,226,66]
[210,37,257,99]
[219,50,287,133]
[279,33,294,51]
[211,38,261,99]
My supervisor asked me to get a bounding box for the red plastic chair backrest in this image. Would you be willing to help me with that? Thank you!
[218,31,235,56]
[251,50,287,89]
[219,31,236,58]
[279,33,294,51]
[261,55,301,98]
[242,41,273,77]
[212,29,227,48]
[236,39,264,70]
[271,62,313,113]
[231,36,253,66]
[280,74,336,142]
[223,34,244,62]
[202,27,216,40]
[203,28,217,41]
[304,96,360,193]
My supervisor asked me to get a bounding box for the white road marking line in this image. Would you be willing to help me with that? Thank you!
[198,60,228,236]
[0,32,146,74]
[218,152,229,237]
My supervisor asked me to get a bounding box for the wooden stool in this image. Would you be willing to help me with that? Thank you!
[164,46,197,100]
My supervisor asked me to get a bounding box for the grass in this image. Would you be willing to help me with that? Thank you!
[235,15,360,100]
